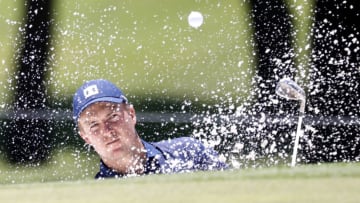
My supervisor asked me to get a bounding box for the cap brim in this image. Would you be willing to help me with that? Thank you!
[75,97,127,121]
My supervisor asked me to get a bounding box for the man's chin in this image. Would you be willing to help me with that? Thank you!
[108,148,125,159]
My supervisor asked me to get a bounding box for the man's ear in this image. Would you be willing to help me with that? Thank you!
[79,130,91,145]
[128,105,137,124]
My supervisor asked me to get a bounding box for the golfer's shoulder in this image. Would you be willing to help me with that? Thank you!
[153,137,205,152]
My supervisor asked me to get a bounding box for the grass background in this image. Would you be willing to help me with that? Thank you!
[50,0,255,108]
[0,162,359,203]
[0,0,256,111]
[0,0,314,109]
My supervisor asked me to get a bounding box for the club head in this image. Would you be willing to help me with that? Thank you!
[276,78,305,101]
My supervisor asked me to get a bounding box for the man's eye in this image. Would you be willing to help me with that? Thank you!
[90,124,99,131]
[110,114,120,121]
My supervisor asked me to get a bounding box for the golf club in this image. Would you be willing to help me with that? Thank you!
[275,78,306,167]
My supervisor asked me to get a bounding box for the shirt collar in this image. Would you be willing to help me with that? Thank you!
[142,140,165,174]
[142,140,162,158]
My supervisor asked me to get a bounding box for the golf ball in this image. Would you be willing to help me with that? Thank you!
[188,11,203,28]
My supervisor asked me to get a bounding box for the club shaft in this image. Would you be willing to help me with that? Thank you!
[291,99,305,167]
[291,115,303,167]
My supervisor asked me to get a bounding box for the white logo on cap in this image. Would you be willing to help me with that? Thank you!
[83,85,99,99]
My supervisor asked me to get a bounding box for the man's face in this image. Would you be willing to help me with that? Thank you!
[78,102,144,170]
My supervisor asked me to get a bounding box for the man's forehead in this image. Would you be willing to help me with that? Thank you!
[80,102,123,118]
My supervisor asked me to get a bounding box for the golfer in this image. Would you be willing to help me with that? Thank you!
[73,79,227,178]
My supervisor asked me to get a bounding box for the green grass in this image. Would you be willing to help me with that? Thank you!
[0,0,23,105]
[49,0,255,108]
[0,0,315,108]
[0,150,99,184]
[1,161,360,203]
[0,0,255,108]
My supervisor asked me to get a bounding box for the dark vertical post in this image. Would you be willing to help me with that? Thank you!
[249,0,296,113]
[5,0,53,164]
[305,0,360,162]
[227,0,297,164]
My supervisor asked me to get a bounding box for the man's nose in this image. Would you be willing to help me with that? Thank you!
[102,123,116,138]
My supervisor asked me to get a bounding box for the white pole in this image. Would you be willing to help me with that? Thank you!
[291,99,305,167]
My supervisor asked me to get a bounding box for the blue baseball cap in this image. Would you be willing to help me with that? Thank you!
[72,79,128,122]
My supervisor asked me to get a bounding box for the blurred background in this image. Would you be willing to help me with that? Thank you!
[0,0,359,182]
